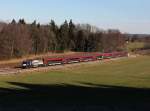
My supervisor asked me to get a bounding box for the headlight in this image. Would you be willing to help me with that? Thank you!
[22,64,27,66]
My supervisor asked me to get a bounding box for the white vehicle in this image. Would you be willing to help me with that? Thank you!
[32,59,44,68]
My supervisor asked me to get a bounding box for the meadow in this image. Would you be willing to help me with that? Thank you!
[0,56,150,110]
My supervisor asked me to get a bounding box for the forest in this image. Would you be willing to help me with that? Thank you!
[0,19,145,60]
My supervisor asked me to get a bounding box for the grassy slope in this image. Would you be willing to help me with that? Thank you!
[127,42,145,52]
[0,56,150,110]
[0,56,150,89]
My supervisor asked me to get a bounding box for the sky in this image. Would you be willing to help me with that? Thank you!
[0,0,149,34]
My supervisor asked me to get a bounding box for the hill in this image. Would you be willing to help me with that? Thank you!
[0,56,150,111]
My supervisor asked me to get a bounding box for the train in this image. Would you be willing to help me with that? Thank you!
[21,51,128,69]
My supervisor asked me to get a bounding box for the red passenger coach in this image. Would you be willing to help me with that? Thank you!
[64,56,81,64]
[80,55,97,62]
[43,57,64,66]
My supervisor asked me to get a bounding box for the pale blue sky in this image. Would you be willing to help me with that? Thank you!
[0,0,150,34]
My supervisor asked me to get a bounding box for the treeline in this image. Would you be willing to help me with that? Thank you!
[0,19,126,59]
[125,34,150,43]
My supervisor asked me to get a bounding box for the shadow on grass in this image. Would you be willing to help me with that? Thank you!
[0,82,150,111]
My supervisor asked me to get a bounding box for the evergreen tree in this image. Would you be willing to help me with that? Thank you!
[59,20,69,51]
[68,19,76,50]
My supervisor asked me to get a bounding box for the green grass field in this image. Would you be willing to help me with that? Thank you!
[0,56,150,88]
[0,56,150,110]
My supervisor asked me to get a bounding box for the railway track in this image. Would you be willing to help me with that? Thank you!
[0,68,20,75]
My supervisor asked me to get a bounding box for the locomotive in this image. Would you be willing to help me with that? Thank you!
[21,52,128,69]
